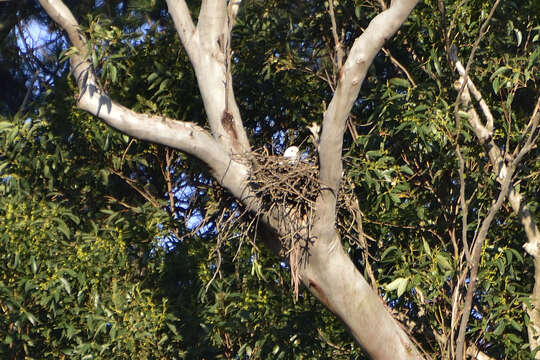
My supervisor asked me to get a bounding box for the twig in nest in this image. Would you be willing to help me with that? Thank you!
[204,149,368,299]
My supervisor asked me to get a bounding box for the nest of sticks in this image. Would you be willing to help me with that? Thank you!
[245,148,319,295]
[248,148,320,221]
[237,148,361,296]
[199,148,369,298]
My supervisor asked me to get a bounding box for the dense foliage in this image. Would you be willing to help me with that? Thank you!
[0,0,538,358]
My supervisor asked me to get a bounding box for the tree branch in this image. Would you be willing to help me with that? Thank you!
[451,67,540,357]
[227,0,242,29]
[38,0,250,199]
[450,49,494,138]
[328,0,343,71]
[450,57,540,258]
[165,0,197,59]
[167,0,251,155]
[455,158,514,360]
[318,0,419,216]
[197,0,227,52]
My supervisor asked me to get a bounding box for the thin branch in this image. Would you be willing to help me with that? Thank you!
[110,168,161,209]
[17,71,39,115]
[450,59,540,258]
[380,47,417,87]
[359,25,418,87]
[162,148,177,216]
[451,52,540,354]
[450,53,494,136]
[456,126,471,262]
[451,3,501,357]
[455,162,513,360]
[328,0,344,70]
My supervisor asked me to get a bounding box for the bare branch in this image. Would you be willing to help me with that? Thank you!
[318,0,419,213]
[198,0,227,51]
[381,47,417,87]
[165,0,197,58]
[455,159,514,360]
[451,59,540,353]
[450,63,540,258]
[328,0,344,70]
[453,56,537,360]
[228,0,243,28]
[449,51,494,136]
[17,71,38,115]
[38,0,250,199]
[167,0,251,154]
[357,25,417,87]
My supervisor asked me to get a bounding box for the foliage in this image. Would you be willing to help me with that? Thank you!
[0,0,539,359]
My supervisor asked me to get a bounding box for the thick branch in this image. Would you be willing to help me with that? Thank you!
[197,0,227,51]
[38,0,250,199]
[318,0,419,215]
[301,225,423,359]
[165,0,197,59]
[167,0,251,155]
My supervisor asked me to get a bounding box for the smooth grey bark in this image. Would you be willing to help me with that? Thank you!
[39,0,422,358]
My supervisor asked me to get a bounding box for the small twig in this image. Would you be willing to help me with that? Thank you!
[359,26,417,86]
[381,47,417,87]
[162,148,177,216]
[328,0,344,71]
[110,168,161,208]
[121,138,135,165]
[17,71,39,115]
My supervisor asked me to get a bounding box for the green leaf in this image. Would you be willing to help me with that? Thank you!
[436,254,452,270]
[422,239,432,258]
[59,277,71,295]
[0,121,12,131]
[381,246,398,260]
[385,277,408,297]
[54,218,71,239]
[490,66,510,81]
[0,162,9,174]
[389,78,411,88]
[400,165,414,176]
[355,5,361,19]
[397,277,409,297]
[110,65,117,83]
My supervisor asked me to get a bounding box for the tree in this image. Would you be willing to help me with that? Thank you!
[35,0,424,357]
[1,0,539,358]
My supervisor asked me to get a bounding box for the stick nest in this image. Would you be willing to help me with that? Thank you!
[247,148,320,217]
[207,149,365,299]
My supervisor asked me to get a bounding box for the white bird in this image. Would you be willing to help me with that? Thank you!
[283,146,300,164]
